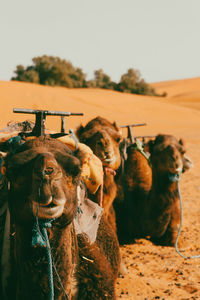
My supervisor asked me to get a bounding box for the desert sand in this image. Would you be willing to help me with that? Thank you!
[0,79,200,299]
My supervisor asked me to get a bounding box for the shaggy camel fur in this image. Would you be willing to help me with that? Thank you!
[76,116,122,231]
[0,136,120,300]
[114,134,193,246]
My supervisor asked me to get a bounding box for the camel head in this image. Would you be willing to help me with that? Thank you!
[76,117,122,170]
[147,134,193,177]
[78,128,121,170]
[5,137,81,224]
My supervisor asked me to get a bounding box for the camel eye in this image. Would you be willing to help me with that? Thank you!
[180,148,185,155]
[165,145,173,154]
[116,137,121,143]
[97,140,103,146]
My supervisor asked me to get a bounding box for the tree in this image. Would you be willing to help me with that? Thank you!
[11,65,39,83]
[11,56,163,96]
[116,68,156,96]
[11,55,86,88]
[86,69,115,89]
[69,67,87,88]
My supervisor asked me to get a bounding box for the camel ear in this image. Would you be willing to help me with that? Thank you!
[179,138,184,146]
[76,124,85,140]
[77,128,99,144]
[7,149,38,169]
[113,121,123,141]
[145,139,154,154]
[5,149,39,179]
[113,121,120,132]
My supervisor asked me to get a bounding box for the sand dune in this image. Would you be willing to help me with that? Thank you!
[1,80,200,140]
[151,76,200,97]
[151,76,200,111]
[0,79,200,299]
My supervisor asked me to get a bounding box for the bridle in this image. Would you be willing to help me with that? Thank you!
[31,176,70,300]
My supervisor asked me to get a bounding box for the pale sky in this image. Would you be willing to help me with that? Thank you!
[1,0,200,83]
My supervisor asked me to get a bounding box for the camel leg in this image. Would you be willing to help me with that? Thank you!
[77,233,116,300]
[150,203,180,246]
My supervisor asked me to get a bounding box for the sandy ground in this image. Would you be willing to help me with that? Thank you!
[0,79,200,299]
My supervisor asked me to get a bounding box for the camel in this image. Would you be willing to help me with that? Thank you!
[114,134,193,246]
[0,136,120,300]
[76,116,122,231]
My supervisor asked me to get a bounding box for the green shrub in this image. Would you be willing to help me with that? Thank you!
[115,68,156,96]
[12,55,86,88]
[11,56,165,96]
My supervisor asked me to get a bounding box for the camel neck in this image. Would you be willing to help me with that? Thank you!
[9,222,77,300]
[151,168,178,192]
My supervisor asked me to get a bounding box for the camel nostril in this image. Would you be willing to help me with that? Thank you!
[42,167,54,176]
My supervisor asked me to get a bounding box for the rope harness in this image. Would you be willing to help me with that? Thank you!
[32,218,55,299]
[0,134,80,299]
[129,139,200,259]
[130,139,200,259]
[168,172,200,259]
[31,183,69,300]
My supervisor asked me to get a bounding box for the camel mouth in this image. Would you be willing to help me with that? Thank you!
[102,155,116,166]
[46,202,56,208]
[104,157,115,162]
[168,172,181,182]
[183,155,193,171]
[32,200,65,219]
[102,154,121,170]
[168,166,183,175]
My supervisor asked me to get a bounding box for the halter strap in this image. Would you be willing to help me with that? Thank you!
[175,182,200,259]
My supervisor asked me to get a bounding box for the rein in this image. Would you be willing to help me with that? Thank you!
[1,136,71,299]
[168,172,200,259]
[32,184,69,300]
[32,218,55,300]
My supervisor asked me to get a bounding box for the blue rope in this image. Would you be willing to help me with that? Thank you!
[32,219,55,300]
[32,217,70,300]
[42,225,54,300]
[69,128,79,150]
[175,182,200,259]
[31,178,70,299]
[168,172,200,259]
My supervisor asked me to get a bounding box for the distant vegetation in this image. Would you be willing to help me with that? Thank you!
[11,55,166,96]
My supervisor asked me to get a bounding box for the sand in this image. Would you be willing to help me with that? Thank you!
[0,79,200,299]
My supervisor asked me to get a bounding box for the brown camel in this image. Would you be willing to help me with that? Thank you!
[114,134,193,246]
[0,136,120,300]
[76,116,122,231]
